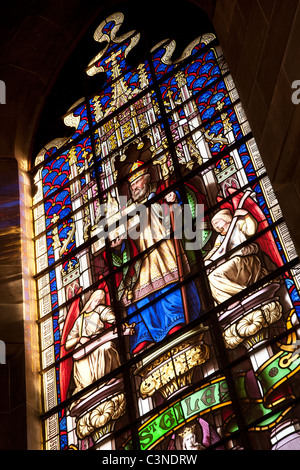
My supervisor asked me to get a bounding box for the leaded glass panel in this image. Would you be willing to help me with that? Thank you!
[32,12,300,450]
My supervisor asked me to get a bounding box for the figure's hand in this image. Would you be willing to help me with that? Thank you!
[110,235,124,249]
[128,323,136,335]
[165,191,177,203]
[79,336,90,345]
[113,322,132,335]
[234,209,248,217]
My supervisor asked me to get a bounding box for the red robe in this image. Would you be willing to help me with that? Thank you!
[217,187,284,269]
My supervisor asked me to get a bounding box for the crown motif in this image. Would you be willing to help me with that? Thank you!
[179,424,196,439]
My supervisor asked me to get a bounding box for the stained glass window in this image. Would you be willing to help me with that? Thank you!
[32,12,300,451]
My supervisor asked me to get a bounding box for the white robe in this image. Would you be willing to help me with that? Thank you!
[66,305,121,394]
[206,213,265,304]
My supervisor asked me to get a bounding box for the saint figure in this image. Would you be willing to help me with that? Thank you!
[61,289,121,402]
[112,159,206,354]
[205,188,285,306]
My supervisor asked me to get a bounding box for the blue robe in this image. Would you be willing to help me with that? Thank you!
[127,280,201,353]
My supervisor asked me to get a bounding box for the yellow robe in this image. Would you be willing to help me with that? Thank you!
[131,199,189,302]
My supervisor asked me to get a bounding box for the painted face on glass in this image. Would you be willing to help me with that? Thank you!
[90,297,100,310]
[86,290,105,312]
[183,432,201,450]
[185,433,196,448]
[212,217,231,235]
[130,174,150,202]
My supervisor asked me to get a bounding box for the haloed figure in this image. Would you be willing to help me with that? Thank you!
[65,289,121,395]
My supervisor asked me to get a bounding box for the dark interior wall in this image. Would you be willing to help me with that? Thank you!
[0,0,300,449]
[0,158,25,449]
[213,0,300,255]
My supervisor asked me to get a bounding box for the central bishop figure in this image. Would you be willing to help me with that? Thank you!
[111,139,207,354]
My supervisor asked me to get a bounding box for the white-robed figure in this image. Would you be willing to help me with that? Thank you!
[205,207,267,305]
[64,289,121,395]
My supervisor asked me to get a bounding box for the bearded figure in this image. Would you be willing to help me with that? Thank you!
[111,138,209,354]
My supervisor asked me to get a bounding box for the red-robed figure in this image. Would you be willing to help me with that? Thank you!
[204,187,284,305]
[58,279,122,413]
